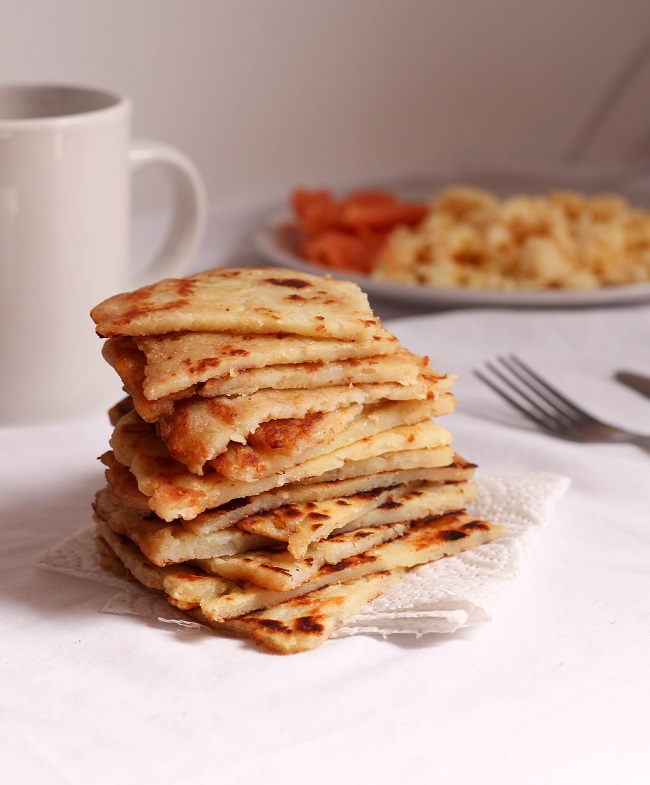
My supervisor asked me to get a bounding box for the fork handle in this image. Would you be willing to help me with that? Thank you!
[630,435,650,455]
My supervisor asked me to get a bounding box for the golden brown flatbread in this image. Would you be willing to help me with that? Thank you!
[103,332,407,415]
[135,330,404,400]
[236,483,415,546]
[303,448,456,484]
[110,410,454,520]
[94,516,228,595]
[98,510,502,618]
[195,522,410,591]
[199,351,428,397]
[245,406,363,454]
[91,267,381,341]
[156,371,447,474]
[214,570,405,654]
[101,449,477,536]
[94,517,231,610]
[210,396,455,483]
[94,488,276,566]
[239,480,474,559]
[196,512,502,618]
[95,477,472,571]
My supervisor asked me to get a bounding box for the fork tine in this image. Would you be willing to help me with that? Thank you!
[486,359,569,425]
[495,356,582,425]
[476,356,648,448]
[506,355,596,423]
[473,368,563,431]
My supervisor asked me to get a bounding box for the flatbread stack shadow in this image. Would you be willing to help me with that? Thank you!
[89,267,502,654]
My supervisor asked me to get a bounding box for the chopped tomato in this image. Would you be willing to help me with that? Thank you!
[291,187,426,274]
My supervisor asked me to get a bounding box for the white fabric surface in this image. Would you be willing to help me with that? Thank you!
[2,298,650,784]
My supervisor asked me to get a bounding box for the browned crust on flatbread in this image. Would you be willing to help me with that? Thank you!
[215,570,404,654]
[191,512,502,619]
[101,445,477,532]
[248,411,332,453]
[90,267,380,341]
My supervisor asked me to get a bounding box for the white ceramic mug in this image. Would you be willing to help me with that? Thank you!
[0,83,207,424]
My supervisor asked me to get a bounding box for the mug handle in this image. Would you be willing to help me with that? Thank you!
[128,138,207,286]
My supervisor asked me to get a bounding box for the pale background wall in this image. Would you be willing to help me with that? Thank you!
[2,0,650,215]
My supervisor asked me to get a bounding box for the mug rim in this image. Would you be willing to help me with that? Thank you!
[0,83,130,126]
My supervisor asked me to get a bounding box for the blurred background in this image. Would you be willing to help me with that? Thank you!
[3,0,650,270]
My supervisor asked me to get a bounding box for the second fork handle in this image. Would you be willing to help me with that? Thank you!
[631,435,650,456]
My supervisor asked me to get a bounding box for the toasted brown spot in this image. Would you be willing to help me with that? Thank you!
[216,496,252,512]
[249,411,326,451]
[160,484,202,504]
[354,531,372,538]
[295,616,325,634]
[324,560,352,573]
[308,512,330,520]
[351,488,385,501]
[461,521,490,531]
[253,307,281,320]
[441,529,468,541]
[121,296,191,323]
[260,564,292,577]
[206,399,237,425]
[286,294,307,301]
[264,277,311,289]
[237,451,264,470]
[324,553,377,573]
[258,619,292,634]
[190,357,224,373]
[379,500,403,510]
[336,500,350,506]
[310,523,323,531]
[452,457,478,470]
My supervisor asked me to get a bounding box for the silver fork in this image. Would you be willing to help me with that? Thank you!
[474,355,650,454]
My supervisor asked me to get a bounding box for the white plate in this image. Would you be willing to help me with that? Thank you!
[254,169,650,308]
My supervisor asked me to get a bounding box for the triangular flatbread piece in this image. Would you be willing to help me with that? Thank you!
[197,512,501,620]
[110,410,454,520]
[91,267,381,341]
[195,522,411,591]
[213,570,405,654]
[211,396,454,482]
[135,330,404,400]
[94,487,275,567]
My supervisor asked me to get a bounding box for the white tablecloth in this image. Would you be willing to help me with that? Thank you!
[2,263,649,783]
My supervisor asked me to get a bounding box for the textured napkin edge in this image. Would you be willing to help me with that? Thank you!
[29,472,570,639]
[335,470,571,637]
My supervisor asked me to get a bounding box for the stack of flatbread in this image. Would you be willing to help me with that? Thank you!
[89,267,501,654]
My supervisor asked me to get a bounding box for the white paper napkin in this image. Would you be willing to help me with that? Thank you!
[31,472,569,639]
